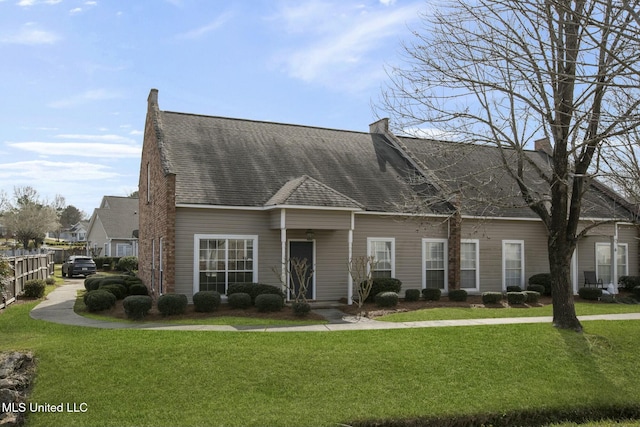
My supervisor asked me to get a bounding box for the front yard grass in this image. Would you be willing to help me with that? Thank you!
[377,301,640,322]
[1,300,640,426]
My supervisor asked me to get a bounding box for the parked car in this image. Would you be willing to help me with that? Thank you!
[62,256,97,278]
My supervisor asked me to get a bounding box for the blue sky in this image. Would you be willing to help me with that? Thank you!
[0,0,426,217]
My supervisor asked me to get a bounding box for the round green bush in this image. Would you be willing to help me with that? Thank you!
[292,301,311,316]
[255,294,284,312]
[84,290,116,312]
[45,276,55,286]
[529,273,552,296]
[448,289,468,302]
[123,295,152,320]
[227,283,284,303]
[84,276,104,291]
[524,290,540,304]
[157,293,188,316]
[527,284,545,295]
[507,291,527,305]
[117,256,138,273]
[404,289,421,302]
[375,291,399,307]
[506,285,522,293]
[619,276,640,290]
[482,292,503,304]
[23,279,46,298]
[228,292,252,309]
[193,291,221,312]
[365,278,402,302]
[128,283,149,296]
[578,287,603,301]
[422,288,441,301]
[99,283,127,300]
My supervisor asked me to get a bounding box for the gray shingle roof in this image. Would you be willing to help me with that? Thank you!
[159,112,429,212]
[92,196,139,239]
[265,175,363,209]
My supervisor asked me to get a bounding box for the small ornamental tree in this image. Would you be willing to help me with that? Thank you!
[348,255,378,317]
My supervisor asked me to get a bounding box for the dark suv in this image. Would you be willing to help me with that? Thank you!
[62,256,97,278]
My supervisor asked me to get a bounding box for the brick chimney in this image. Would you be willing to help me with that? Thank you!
[534,137,553,155]
[148,88,159,108]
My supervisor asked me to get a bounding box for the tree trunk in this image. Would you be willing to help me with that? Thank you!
[548,238,582,332]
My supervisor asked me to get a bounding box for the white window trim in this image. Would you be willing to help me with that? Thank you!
[367,237,395,278]
[502,240,525,290]
[193,234,259,295]
[461,239,480,292]
[595,242,628,284]
[422,238,448,292]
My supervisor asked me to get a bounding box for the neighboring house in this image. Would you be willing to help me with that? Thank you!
[50,221,89,242]
[86,196,139,258]
[138,89,638,302]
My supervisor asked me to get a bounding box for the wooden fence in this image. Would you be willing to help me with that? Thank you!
[0,253,55,309]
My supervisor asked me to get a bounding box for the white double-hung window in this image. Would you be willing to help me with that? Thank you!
[367,238,395,278]
[596,242,628,284]
[194,235,258,294]
[461,239,479,291]
[423,239,447,290]
[502,240,525,289]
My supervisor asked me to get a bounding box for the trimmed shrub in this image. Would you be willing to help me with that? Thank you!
[228,292,252,309]
[292,301,311,316]
[507,291,527,305]
[250,284,285,302]
[631,286,640,301]
[123,295,152,320]
[422,288,441,301]
[157,293,188,316]
[506,285,522,293]
[482,292,502,304]
[255,294,284,312]
[45,276,55,286]
[84,290,116,312]
[578,287,603,301]
[529,273,552,296]
[404,289,421,302]
[99,283,127,300]
[117,256,138,273]
[193,291,221,312]
[375,291,399,307]
[23,279,46,298]
[227,283,284,303]
[128,283,148,296]
[619,276,640,290]
[84,276,104,292]
[448,289,468,302]
[527,284,545,295]
[364,278,402,302]
[524,290,540,304]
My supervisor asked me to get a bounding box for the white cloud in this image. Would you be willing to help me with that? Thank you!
[0,22,61,45]
[69,7,82,14]
[271,1,423,91]
[7,141,141,158]
[48,89,123,108]
[0,160,121,181]
[17,0,62,6]
[175,11,234,40]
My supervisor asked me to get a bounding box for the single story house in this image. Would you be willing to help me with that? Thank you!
[47,221,89,242]
[86,196,139,258]
[138,89,638,302]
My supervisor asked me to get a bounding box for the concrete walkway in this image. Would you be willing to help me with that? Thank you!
[29,283,640,332]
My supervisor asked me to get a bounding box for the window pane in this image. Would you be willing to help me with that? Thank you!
[425,241,445,289]
[371,240,392,274]
[504,242,522,287]
[426,270,444,289]
[461,270,476,289]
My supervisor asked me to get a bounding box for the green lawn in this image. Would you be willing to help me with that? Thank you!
[378,301,640,322]
[1,300,640,426]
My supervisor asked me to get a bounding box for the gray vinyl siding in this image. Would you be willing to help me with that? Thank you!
[285,209,352,230]
[462,219,550,292]
[353,214,448,289]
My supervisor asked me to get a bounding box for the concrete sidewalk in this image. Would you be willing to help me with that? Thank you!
[29,283,640,332]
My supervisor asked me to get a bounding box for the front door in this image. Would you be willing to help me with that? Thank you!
[289,241,314,300]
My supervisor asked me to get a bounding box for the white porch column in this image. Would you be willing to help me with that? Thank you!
[347,211,354,305]
[280,209,287,296]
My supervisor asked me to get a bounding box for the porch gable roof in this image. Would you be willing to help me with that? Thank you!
[265,175,364,210]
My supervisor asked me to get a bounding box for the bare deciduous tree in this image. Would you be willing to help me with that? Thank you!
[379,0,640,331]
[2,187,60,249]
[348,256,378,317]
[272,257,313,304]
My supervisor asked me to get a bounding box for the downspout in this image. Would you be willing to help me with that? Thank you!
[347,211,354,305]
[280,209,287,299]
